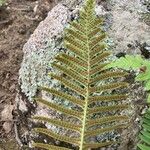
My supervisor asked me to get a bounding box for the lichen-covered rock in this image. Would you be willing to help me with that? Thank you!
[19,4,71,100]
[19,1,106,101]
[108,0,150,54]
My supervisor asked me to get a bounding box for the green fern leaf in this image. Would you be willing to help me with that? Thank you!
[145,80,150,91]
[106,55,145,70]
[138,110,150,150]
[33,0,130,149]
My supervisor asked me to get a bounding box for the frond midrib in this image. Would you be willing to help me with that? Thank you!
[79,12,90,150]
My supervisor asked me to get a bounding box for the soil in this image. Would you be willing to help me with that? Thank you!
[0,0,56,149]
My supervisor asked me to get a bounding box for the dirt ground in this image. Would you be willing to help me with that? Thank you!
[0,0,56,149]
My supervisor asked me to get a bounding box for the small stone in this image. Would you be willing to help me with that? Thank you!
[3,122,12,133]
[9,84,16,92]
[1,105,14,121]
[19,99,28,113]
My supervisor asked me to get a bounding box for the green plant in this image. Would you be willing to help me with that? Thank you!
[106,55,150,150]
[106,55,150,103]
[137,109,150,150]
[32,0,130,149]
[0,0,5,6]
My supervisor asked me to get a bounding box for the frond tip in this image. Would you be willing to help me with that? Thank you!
[137,109,150,150]
[32,0,130,149]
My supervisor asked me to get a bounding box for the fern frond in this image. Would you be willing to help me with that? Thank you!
[70,21,85,33]
[66,28,87,43]
[88,27,102,38]
[41,87,85,107]
[89,18,104,29]
[90,51,111,67]
[89,82,129,93]
[88,94,128,104]
[87,115,129,127]
[59,53,87,69]
[85,124,128,137]
[50,74,86,97]
[89,33,106,49]
[34,128,80,145]
[90,43,107,57]
[90,63,109,76]
[88,104,129,114]
[90,71,128,84]
[33,0,130,149]
[55,56,87,76]
[64,42,86,60]
[137,144,150,150]
[32,142,71,150]
[52,63,87,86]
[33,116,81,132]
[36,98,83,119]
[138,109,150,150]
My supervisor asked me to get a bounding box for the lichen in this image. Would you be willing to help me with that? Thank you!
[19,4,70,101]
[19,40,62,100]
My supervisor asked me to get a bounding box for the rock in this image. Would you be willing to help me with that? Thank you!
[1,104,14,121]
[108,0,150,54]
[19,3,71,100]
[3,122,12,133]
[15,93,28,113]
[1,105,14,134]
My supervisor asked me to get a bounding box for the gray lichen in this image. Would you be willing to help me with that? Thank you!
[19,4,70,100]
[19,40,60,100]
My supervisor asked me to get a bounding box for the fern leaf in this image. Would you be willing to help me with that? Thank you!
[90,63,109,76]
[52,63,87,86]
[33,116,81,132]
[90,71,128,84]
[106,55,145,70]
[33,0,130,149]
[55,56,87,76]
[41,87,85,107]
[50,74,86,97]
[87,115,129,127]
[88,104,129,114]
[59,53,87,69]
[137,144,150,150]
[88,94,128,104]
[138,109,150,150]
[34,128,80,145]
[90,51,111,67]
[89,82,128,93]
[66,28,87,43]
[32,142,71,150]
[36,98,83,119]
[89,33,106,49]
[85,124,128,137]
[64,42,86,60]
[90,43,107,57]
